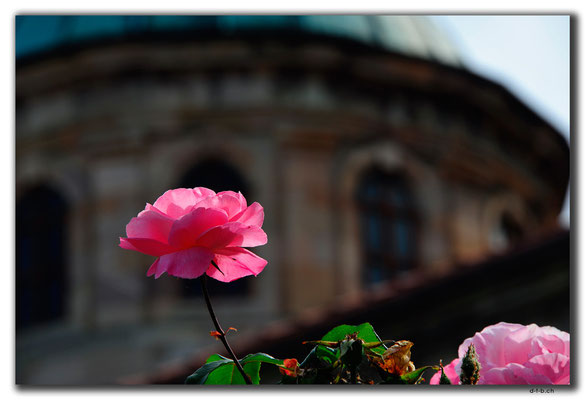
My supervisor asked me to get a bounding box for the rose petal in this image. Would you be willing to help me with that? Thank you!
[153,188,201,219]
[529,334,570,361]
[482,364,533,385]
[236,224,268,247]
[146,258,161,278]
[156,247,215,279]
[206,248,267,282]
[144,203,170,217]
[119,237,176,257]
[538,326,571,343]
[459,322,525,369]
[523,353,570,384]
[430,358,460,385]
[192,187,216,201]
[196,222,267,249]
[168,207,228,249]
[449,322,570,385]
[123,187,269,283]
[235,191,248,210]
[194,192,243,219]
[230,202,264,227]
[483,355,568,385]
[218,190,247,211]
[126,210,174,243]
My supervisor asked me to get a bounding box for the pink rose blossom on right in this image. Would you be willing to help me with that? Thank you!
[430,322,570,385]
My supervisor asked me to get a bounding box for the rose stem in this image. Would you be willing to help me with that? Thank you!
[201,274,252,384]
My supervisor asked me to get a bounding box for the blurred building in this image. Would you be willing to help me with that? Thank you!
[15,15,569,384]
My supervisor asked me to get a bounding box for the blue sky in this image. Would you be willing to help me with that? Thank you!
[430,16,570,226]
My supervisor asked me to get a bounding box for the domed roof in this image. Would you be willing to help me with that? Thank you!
[16,15,462,67]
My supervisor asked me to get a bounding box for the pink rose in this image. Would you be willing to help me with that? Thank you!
[120,188,267,282]
[430,322,570,385]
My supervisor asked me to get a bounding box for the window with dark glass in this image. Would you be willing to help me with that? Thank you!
[16,185,69,331]
[355,167,418,285]
[178,158,251,298]
[490,211,524,251]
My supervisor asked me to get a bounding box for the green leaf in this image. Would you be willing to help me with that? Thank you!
[321,323,387,355]
[204,362,246,385]
[240,352,285,366]
[315,345,338,365]
[185,359,232,384]
[206,354,230,363]
[243,362,262,385]
[185,353,285,385]
[399,366,438,385]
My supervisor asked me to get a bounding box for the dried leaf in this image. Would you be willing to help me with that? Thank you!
[209,327,237,340]
[375,340,415,375]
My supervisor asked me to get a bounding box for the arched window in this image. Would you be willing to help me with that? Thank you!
[16,185,69,331]
[489,211,524,251]
[178,158,251,297]
[501,212,524,245]
[355,167,418,286]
